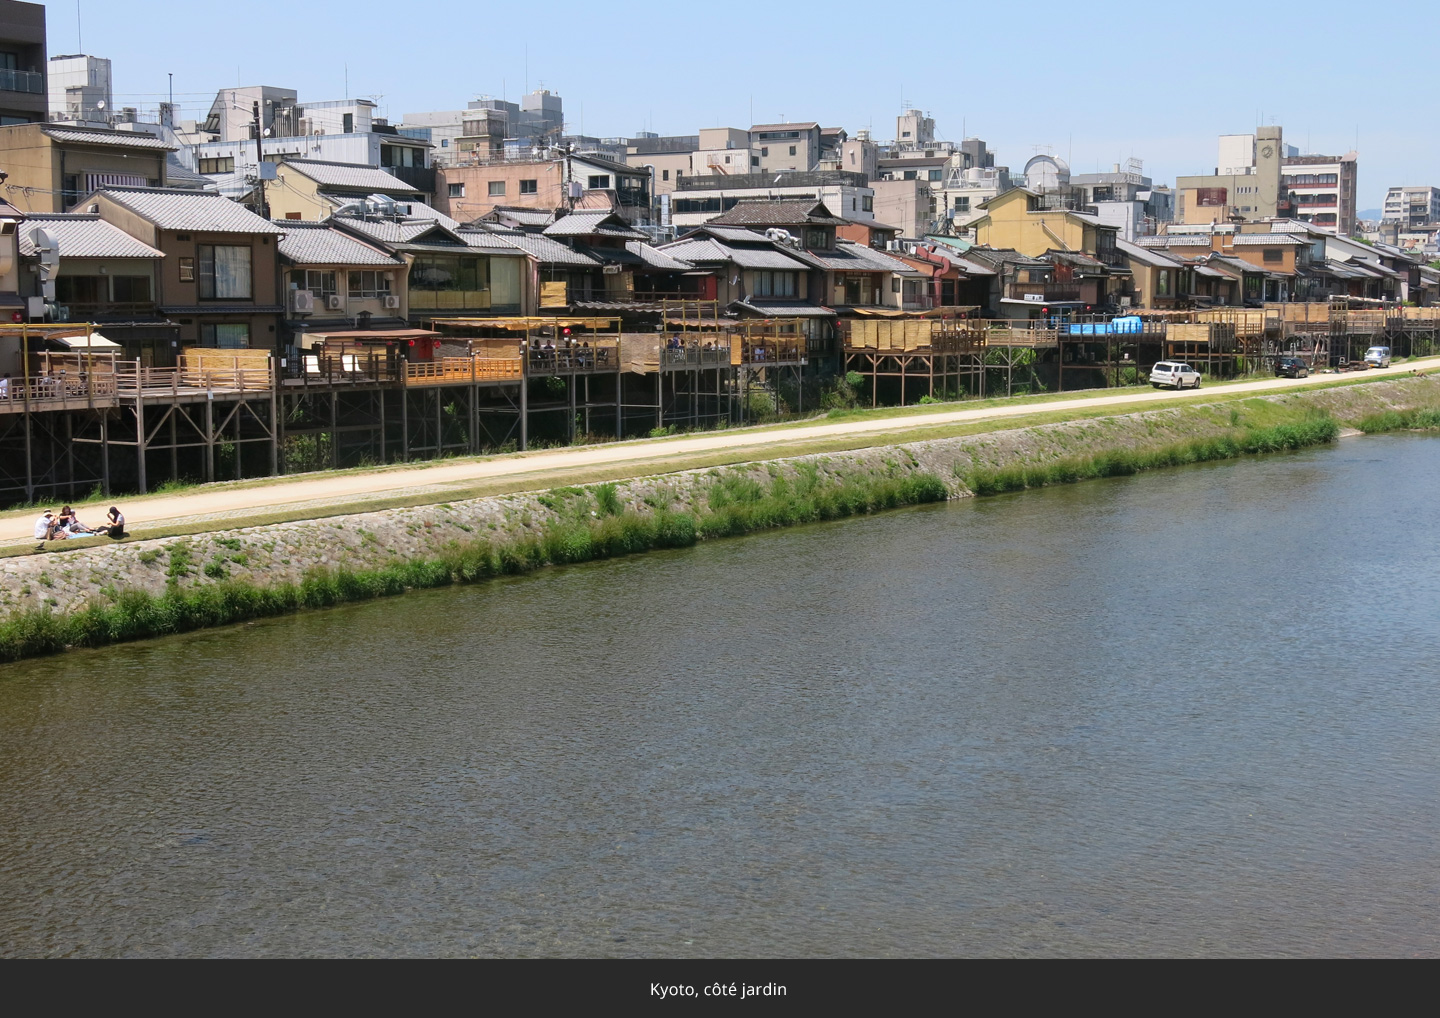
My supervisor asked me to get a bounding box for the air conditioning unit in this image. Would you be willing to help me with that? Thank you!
[383,294,400,309]
[326,294,344,310]
[291,288,315,313]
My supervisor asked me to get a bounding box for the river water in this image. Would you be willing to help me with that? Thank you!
[2,435,1438,958]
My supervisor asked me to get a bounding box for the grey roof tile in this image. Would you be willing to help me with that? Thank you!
[626,241,692,271]
[280,159,421,193]
[277,221,404,266]
[543,209,648,239]
[496,232,602,266]
[42,126,177,151]
[708,199,845,227]
[18,214,165,259]
[96,186,285,234]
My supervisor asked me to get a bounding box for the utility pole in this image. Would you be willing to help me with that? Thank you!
[252,101,268,219]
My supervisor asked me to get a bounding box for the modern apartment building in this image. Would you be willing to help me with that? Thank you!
[0,0,46,125]
[1281,151,1357,235]
[1381,186,1440,228]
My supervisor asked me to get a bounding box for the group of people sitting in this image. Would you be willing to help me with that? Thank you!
[34,505,125,549]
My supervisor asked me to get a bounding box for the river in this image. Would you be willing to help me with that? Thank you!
[2,434,1438,958]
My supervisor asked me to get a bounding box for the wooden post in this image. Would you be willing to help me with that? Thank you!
[135,388,148,496]
[100,410,110,496]
[204,394,214,483]
[519,378,528,451]
[400,386,409,462]
[377,386,386,464]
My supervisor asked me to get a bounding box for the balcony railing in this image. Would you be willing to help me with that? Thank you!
[0,68,43,94]
[1008,282,1080,303]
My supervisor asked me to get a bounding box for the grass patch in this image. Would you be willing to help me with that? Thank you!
[0,469,950,665]
[964,417,1342,495]
[1355,408,1440,433]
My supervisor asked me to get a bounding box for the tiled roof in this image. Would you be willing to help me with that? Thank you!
[42,126,177,151]
[1117,238,1183,267]
[797,240,918,274]
[334,215,465,247]
[750,122,820,132]
[660,237,808,271]
[277,221,404,266]
[626,241,692,271]
[484,206,556,228]
[1232,234,1305,245]
[698,225,772,243]
[543,210,648,239]
[460,229,527,251]
[165,156,218,191]
[280,159,421,194]
[18,214,165,259]
[95,186,285,234]
[708,199,845,227]
[496,232,602,266]
[734,300,835,317]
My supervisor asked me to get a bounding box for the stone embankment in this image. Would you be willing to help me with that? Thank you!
[3,375,1438,635]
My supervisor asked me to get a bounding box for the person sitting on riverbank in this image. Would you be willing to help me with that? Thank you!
[58,506,97,536]
[106,506,125,539]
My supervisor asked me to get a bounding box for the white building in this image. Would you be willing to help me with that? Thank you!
[47,54,111,121]
[1382,185,1440,227]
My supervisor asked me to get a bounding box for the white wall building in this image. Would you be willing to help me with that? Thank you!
[47,54,111,121]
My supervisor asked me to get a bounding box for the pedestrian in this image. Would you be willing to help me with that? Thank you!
[33,510,54,550]
[106,506,125,539]
[0,373,9,399]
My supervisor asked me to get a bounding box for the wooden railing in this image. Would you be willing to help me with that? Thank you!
[404,356,524,386]
[0,374,119,412]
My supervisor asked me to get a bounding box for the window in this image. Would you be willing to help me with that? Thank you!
[1263,248,1283,264]
[788,145,796,156]
[201,323,251,349]
[196,245,252,300]
[291,269,337,301]
[1195,187,1227,207]
[0,53,16,70]
[285,212,302,220]
[198,157,235,175]
[112,276,151,304]
[488,180,505,197]
[178,257,195,282]
[750,156,759,167]
[448,182,465,198]
[928,169,942,181]
[954,196,970,212]
[805,229,830,249]
[661,169,670,181]
[1156,270,1171,297]
[348,270,392,298]
[520,179,538,194]
[752,271,797,297]
[851,197,857,211]
[892,277,901,293]
[55,276,103,305]
[903,170,917,181]
[587,175,610,189]
[342,113,353,133]
[863,195,873,212]
[901,131,911,138]
[761,147,769,157]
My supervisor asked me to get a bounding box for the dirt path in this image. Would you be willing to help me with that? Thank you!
[6,359,1436,544]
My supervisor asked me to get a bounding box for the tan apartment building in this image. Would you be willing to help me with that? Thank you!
[436,159,566,221]
[0,123,175,213]
[1175,126,1285,226]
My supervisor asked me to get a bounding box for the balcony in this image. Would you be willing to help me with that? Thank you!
[0,68,43,94]
[1007,282,1080,303]
[385,164,437,194]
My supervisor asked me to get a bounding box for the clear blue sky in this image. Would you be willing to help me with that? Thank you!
[46,0,1437,210]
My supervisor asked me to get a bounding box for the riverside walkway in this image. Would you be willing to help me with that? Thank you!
[4,356,1437,548]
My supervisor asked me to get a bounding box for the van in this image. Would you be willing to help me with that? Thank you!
[1364,346,1392,368]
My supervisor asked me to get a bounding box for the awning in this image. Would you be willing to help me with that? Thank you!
[1000,298,1085,306]
[846,306,977,318]
[52,332,122,349]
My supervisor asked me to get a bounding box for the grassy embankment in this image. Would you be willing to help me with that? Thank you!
[0,469,947,663]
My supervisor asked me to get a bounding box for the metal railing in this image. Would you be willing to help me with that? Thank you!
[0,68,43,94]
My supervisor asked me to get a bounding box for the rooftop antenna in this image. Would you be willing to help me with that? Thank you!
[76,0,82,51]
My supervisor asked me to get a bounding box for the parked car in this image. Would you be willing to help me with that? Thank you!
[1364,345,1392,368]
[1150,361,1201,389]
[1275,356,1310,378]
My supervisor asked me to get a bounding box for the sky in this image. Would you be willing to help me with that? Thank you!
[42,0,1440,212]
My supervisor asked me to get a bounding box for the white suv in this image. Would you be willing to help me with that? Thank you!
[1150,361,1201,389]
